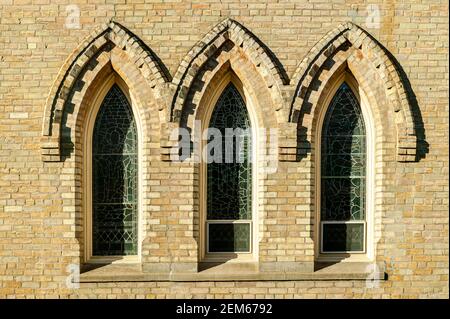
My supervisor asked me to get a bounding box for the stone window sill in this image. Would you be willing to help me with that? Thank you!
[78,261,386,283]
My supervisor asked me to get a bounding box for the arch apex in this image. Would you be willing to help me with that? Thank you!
[170,18,289,123]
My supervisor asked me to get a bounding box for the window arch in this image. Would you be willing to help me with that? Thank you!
[206,83,253,254]
[320,82,367,254]
[91,84,138,257]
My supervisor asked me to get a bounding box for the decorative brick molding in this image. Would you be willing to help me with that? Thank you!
[41,20,169,162]
[161,18,288,160]
[289,22,418,162]
[42,20,419,163]
[171,18,289,120]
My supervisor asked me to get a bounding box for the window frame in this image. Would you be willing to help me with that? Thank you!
[83,74,143,264]
[199,73,259,263]
[315,72,375,262]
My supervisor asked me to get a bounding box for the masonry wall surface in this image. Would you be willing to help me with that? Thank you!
[0,0,448,298]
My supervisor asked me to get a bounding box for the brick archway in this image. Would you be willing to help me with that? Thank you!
[289,22,418,162]
[170,18,288,122]
[161,18,286,159]
[41,20,169,162]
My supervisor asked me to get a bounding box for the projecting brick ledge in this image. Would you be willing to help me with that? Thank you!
[78,262,386,283]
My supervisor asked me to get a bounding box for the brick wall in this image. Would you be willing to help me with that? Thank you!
[0,0,448,298]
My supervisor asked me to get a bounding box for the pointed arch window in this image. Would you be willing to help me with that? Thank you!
[206,83,252,253]
[320,82,366,253]
[92,84,138,256]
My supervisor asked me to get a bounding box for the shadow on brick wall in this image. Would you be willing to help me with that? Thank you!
[387,51,429,162]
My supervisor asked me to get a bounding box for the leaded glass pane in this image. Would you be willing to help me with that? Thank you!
[208,223,251,252]
[321,82,366,252]
[207,84,252,221]
[92,84,138,256]
[322,223,365,252]
[321,178,365,220]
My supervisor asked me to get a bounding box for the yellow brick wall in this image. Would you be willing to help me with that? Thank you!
[0,0,448,298]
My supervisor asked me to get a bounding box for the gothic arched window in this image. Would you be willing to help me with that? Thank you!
[206,83,252,253]
[320,82,366,253]
[92,84,138,256]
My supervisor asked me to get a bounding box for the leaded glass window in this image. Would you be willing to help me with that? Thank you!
[321,82,366,253]
[207,83,252,253]
[92,84,138,256]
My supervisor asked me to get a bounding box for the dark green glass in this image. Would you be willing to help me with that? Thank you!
[92,84,138,256]
[322,223,365,252]
[206,84,252,253]
[208,223,251,252]
[321,82,366,252]
[207,84,252,221]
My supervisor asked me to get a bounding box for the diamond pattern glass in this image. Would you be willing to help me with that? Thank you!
[92,84,138,256]
[321,82,366,252]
